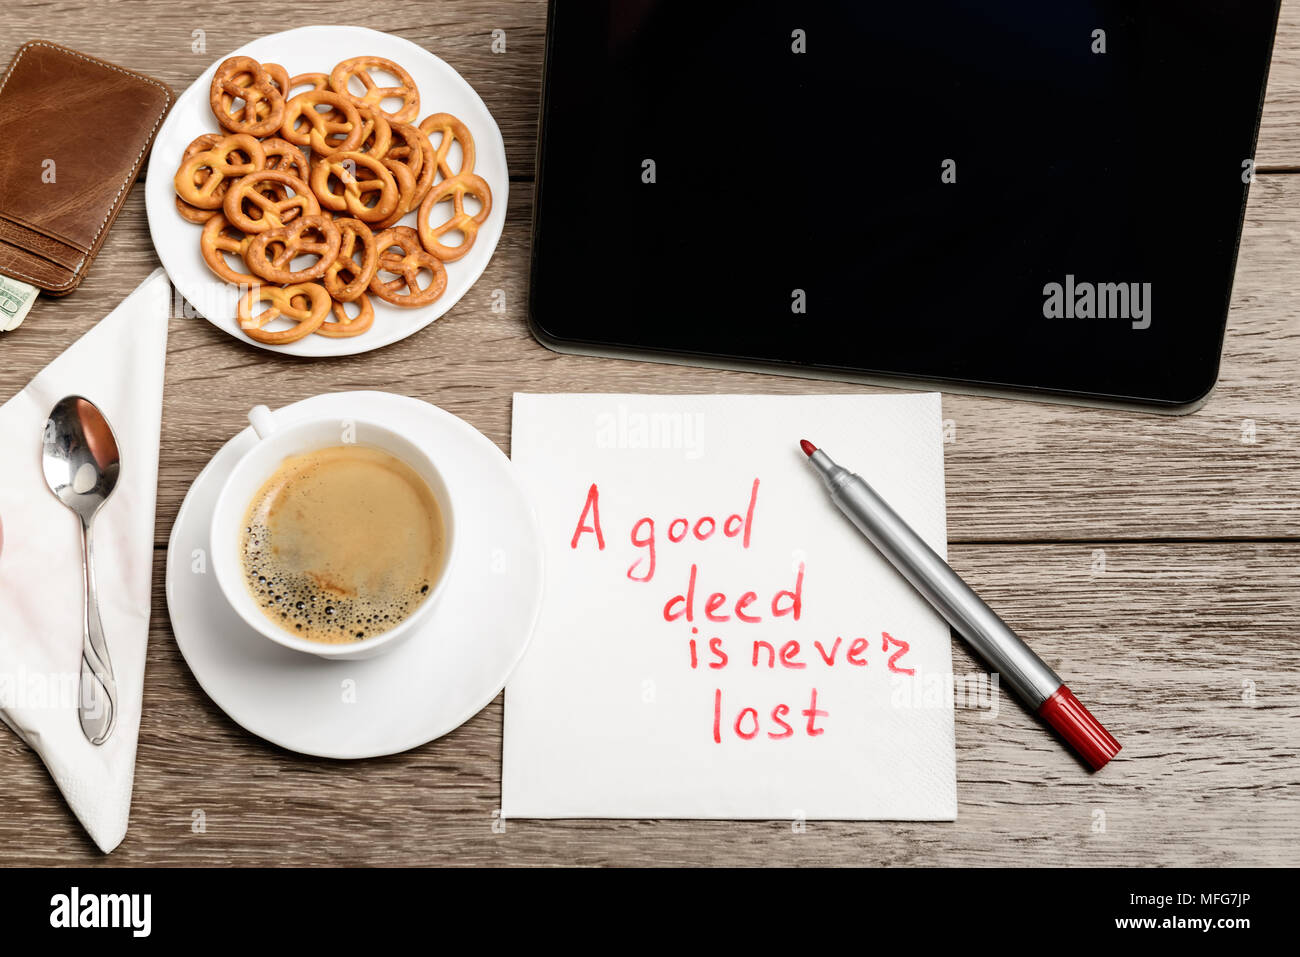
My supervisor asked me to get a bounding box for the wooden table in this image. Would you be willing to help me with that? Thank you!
[1,1,1297,866]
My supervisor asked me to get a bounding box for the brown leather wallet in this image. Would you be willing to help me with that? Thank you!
[0,41,172,296]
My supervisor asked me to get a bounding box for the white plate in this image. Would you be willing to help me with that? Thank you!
[144,25,508,357]
[165,391,544,758]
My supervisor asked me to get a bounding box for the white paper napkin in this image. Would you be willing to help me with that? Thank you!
[0,268,170,852]
[505,393,956,820]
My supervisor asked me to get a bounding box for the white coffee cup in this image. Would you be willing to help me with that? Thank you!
[209,405,457,661]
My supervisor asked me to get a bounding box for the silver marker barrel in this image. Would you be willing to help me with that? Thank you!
[802,442,1120,770]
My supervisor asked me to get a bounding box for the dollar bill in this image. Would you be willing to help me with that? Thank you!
[0,273,38,332]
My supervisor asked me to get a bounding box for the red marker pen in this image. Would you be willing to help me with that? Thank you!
[800,439,1120,770]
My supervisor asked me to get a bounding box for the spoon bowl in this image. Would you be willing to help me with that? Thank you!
[43,397,120,517]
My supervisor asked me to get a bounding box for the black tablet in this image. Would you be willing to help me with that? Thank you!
[528,1,1280,411]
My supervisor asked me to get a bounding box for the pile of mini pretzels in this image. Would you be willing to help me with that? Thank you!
[172,54,492,344]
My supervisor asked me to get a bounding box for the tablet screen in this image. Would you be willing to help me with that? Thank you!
[529,1,1280,407]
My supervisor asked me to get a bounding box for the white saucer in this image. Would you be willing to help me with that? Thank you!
[165,391,543,758]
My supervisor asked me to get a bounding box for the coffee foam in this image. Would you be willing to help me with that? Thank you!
[238,445,445,644]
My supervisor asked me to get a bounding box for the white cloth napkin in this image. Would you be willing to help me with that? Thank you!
[0,268,170,853]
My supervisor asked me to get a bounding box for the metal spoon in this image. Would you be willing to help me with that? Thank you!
[41,396,120,746]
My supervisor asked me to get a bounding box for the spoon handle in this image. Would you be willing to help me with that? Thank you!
[78,518,117,745]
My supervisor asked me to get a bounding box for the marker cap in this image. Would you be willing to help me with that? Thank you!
[1037,685,1121,771]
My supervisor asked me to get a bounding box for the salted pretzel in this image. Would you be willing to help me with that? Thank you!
[323,218,378,303]
[318,293,376,338]
[369,227,447,307]
[309,151,400,223]
[186,176,288,229]
[329,56,419,124]
[367,160,417,231]
[178,134,225,169]
[199,214,256,284]
[224,170,320,234]
[284,73,348,124]
[384,122,424,180]
[218,62,290,124]
[281,90,363,155]
[174,133,265,209]
[237,283,331,344]
[288,71,329,93]
[200,214,255,284]
[352,105,393,159]
[210,57,285,138]
[417,112,476,182]
[176,195,216,225]
[417,172,492,262]
[244,215,342,284]
[409,130,438,209]
[260,136,311,181]
[174,134,227,223]
[262,63,291,97]
[382,121,435,209]
[209,175,291,228]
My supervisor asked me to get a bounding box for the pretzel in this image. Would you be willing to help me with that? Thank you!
[369,226,447,307]
[281,90,363,155]
[174,134,228,222]
[288,72,330,95]
[409,128,439,209]
[223,170,319,233]
[237,283,331,344]
[309,151,400,223]
[323,218,378,302]
[176,196,215,225]
[260,136,311,181]
[220,63,290,126]
[353,105,392,160]
[200,213,264,284]
[367,160,416,231]
[262,63,291,98]
[285,73,350,125]
[183,133,226,157]
[318,293,376,338]
[210,57,285,137]
[189,176,289,230]
[244,214,342,284]
[329,56,419,124]
[417,112,476,181]
[384,121,435,209]
[174,133,265,209]
[416,172,492,262]
[218,61,291,124]
[384,122,424,181]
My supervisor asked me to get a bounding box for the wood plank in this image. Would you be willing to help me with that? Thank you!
[0,0,548,182]
[5,175,1297,544]
[0,541,1292,866]
[1259,0,1300,168]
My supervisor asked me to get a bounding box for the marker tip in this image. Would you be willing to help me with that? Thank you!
[799,439,817,457]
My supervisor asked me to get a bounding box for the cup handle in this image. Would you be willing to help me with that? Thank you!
[248,405,276,440]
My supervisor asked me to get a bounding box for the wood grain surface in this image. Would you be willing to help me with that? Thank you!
[0,0,1296,866]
